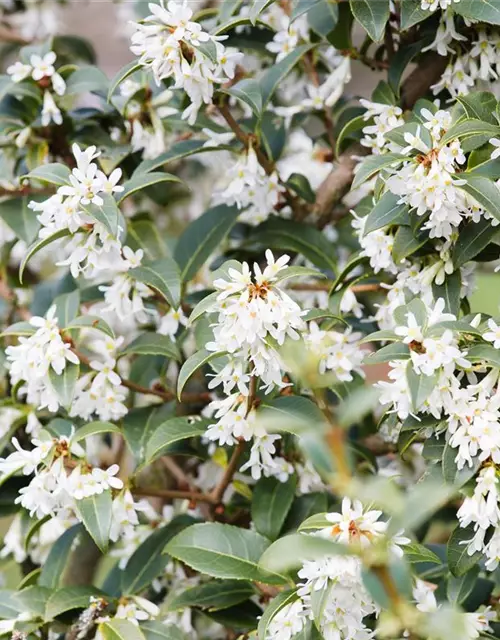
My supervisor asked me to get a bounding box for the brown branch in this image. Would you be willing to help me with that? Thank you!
[70,347,210,405]
[0,24,30,45]
[401,52,449,110]
[132,486,218,504]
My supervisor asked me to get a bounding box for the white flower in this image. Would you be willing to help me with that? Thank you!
[41,91,62,126]
[483,318,500,348]
[158,307,188,340]
[30,51,57,81]
[490,138,500,160]
[7,60,32,83]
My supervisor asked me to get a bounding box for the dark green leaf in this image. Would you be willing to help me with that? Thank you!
[448,525,483,577]
[53,290,80,327]
[74,490,113,553]
[260,44,314,110]
[118,172,181,204]
[20,228,72,283]
[45,586,102,620]
[350,0,390,41]
[66,66,109,95]
[352,153,404,190]
[108,60,143,102]
[81,193,121,238]
[145,417,210,465]
[122,333,180,361]
[252,475,297,541]
[130,257,181,308]
[364,192,409,235]
[392,225,428,263]
[49,361,80,408]
[39,524,83,589]
[168,579,254,611]
[177,348,226,399]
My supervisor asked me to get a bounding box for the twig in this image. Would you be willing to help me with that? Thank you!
[314,389,351,486]
[288,282,383,293]
[132,486,218,504]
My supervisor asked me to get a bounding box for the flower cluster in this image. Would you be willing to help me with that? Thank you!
[267,499,409,640]
[130,1,242,124]
[6,305,79,411]
[7,50,66,127]
[360,99,405,155]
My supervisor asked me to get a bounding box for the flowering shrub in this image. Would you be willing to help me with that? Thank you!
[3,1,500,639]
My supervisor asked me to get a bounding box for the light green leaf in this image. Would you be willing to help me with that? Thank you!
[447,567,479,606]
[75,490,113,553]
[174,204,240,282]
[352,153,404,190]
[122,333,180,361]
[447,525,483,577]
[1,321,36,338]
[49,361,80,408]
[126,219,168,261]
[364,342,410,363]
[259,533,352,575]
[66,65,109,95]
[249,0,277,23]
[458,174,500,223]
[452,218,494,268]
[166,522,285,584]
[66,315,115,338]
[140,621,185,640]
[222,79,262,117]
[467,344,500,368]
[350,0,390,41]
[454,0,500,25]
[100,619,146,640]
[307,0,339,37]
[441,119,500,152]
[392,225,428,263]
[400,0,430,29]
[117,172,182,204]
[257,590,299,640]
[73,421,122,443]
[256,396,327,436]
[406,365,438,412]
[24,163,71,187]
[39,524,83,589]
[177,348,226,399]
[81,193,121,238]
[188,291,219,325]
[167,579,254,612]
[14,586,52,617]
[364,192,409,235]
[0,196,42,244]
[404,541,441,565]
[20,228,72,283]
[251,475,297,541]
[130,257,181,308]
[144,417,210,465]
[53,290,80,326]
[45,586,102,620]
[108,60,143,102]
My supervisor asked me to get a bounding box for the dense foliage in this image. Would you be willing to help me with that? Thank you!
[4,0,500,639]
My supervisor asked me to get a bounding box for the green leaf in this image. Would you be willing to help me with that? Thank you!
[74,490,112,553]
[145,417,210,465]
[100,619,146,640]
[49,361,80,408]
[135,139,229,175]
[14,586,52,617]
[467,344,500,368]
[118,172,182,205]
[39,524,83,589]
[250,217,337,271]
[24,163,71,187]
[458,174,500,223]
[45,586,102,620]
[257,590,299,640]
[406,364,438,412]
[53,290,80,326]
[392,225,428,263]
[441,119,500,152]
[66,315,115,338]
[284,173,316,204]
[122,333,180,361]
[121,516,194,595]
[1,321,36,338]
[223,79,262,117]
[442,442,480,487]
[177,348,226,399]
[457,92,498,124]
[249,0,277,23]
[306,0,339,37]
[352,153,404,190]
[260,44,314,110]
[188,291,220,324]
[256,396,327,436]
[252,475,297,541]
[108,60,143,102]
[400,0,430,29]
[364,192,409,235]
[140,621,185,640]
[174,204,240,282]
[389,39,427,94]
[73,421,122,442]
[66,65,109,95]
[20,228,72,283]
[447,567,480,607]
[166,522,284,584]
[454,0,500,24]
[447,525,483,577]
[335,114,366,156]
[452,218,495,268]
[122,404,175,464]
[81,193,121,238]
[168,579,254,612]
[0,196,42,244]
[126,219,168,261]
[350,0,390,41]
[364,342,410,363]
[130,257,181,308]
[404,542,441,565]
[432,271,461,315]
[259,533,352,575]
